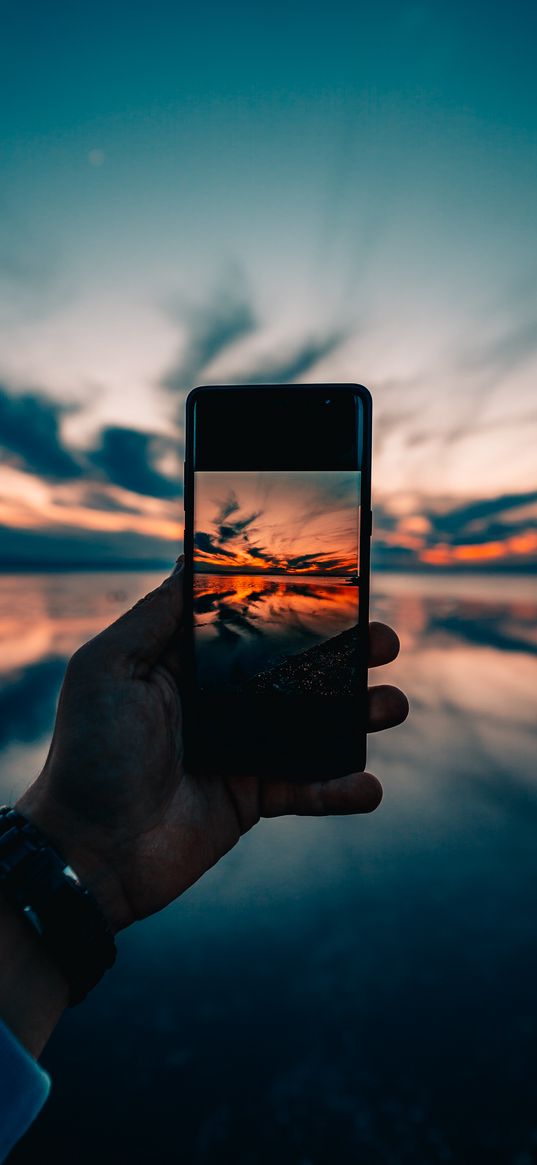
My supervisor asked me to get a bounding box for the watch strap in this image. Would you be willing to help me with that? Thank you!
[0,807,117,1005]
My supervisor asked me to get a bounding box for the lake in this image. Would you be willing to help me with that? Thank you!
[193,572,359,690]
[2,569,537,1164]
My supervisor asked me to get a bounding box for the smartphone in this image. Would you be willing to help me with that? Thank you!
[182,384,372,780]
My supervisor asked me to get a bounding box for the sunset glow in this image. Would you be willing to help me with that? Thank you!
[193,471,360,575]
[419,531,537,566]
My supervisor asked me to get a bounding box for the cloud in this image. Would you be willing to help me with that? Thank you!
[195,491,265,563]
[194,475,360,573]
[0,380,181,502]
[230,330,347,385]
[162,272,257,393]
[428,489,537,542]
[88,427,181,500]
[218,511,262,543]
[194,531,236,559]
[374,406,421,454]
[0,383,83,481]
[459,316,537,384]
[215,490,241,523]
[0,522,177,569]
[72,488,146,515]
[161,268,348,395]
[50,486,147,515]
[372,489,537,569]
[285,551,352,573]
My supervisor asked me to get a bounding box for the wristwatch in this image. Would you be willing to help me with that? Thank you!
[0,806,117,1005]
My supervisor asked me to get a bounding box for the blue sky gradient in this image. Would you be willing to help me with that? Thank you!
[1,0,536,567]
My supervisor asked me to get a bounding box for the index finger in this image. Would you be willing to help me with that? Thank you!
[259,771,383,818]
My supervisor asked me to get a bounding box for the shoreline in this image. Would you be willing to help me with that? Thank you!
[238,624,359,695]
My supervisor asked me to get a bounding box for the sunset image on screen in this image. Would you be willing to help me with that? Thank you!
[193,470,361,694]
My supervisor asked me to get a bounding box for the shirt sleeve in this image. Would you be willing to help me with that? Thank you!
[0,1019,51,1162]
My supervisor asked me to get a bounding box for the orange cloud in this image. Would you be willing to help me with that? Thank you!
[193,546,356,574]
[420,531,537,566]
[0,468,180,543]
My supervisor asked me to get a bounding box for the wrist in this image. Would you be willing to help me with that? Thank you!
[0,803,118,1013]
[16,783,133,934]
[0,894,68,1058]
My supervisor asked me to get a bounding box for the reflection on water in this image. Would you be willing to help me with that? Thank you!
[193,572,359,689]
[2,570,537,1164]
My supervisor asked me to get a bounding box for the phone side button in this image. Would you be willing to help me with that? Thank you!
[368,509,373,536]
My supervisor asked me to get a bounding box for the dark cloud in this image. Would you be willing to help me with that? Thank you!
[460,520,534,545]
[218,512,262,542]
[88,427,181,500]
[0,522,177,569]
[0,383,83,481]
[74,488,146,515]
[160,270,347,404]
[195,481,358,573]
[245,544,272,561]
[51,487,145,515]
[162,274,257,393]
[284,552,321,570]
[194,531,235,558]
[428,489,537,541]
[371,542,418,570]
[0,383,180,501]
[216,491,240,523]
[285,552,351,573]
[371,488,537,570]
[197,492,264,555]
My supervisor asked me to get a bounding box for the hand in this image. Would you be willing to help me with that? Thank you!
[18,563,409,935]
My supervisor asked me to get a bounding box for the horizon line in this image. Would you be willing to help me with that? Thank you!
[0,559,535,576]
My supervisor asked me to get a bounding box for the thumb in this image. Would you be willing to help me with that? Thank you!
[96,561,184,669]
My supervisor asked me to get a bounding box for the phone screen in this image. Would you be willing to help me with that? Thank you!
[193,469,361,695]
[183,385,371,779]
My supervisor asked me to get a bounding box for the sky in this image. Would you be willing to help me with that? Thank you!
[194,471,360,574]
[0,0,536,569]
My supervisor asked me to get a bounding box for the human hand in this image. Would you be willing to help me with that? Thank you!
[18,563,408,935]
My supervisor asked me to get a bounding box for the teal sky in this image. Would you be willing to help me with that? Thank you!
[1,0,536,567]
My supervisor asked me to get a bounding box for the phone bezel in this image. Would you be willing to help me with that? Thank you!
[182,383,372,780]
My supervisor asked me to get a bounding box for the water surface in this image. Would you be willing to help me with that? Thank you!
[193,572,359,688]
[1,570,536,1164]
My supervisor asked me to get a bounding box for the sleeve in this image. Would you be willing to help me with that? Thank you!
[0,1019,51,1162]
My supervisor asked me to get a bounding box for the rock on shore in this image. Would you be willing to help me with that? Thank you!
[241,624,359,695]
